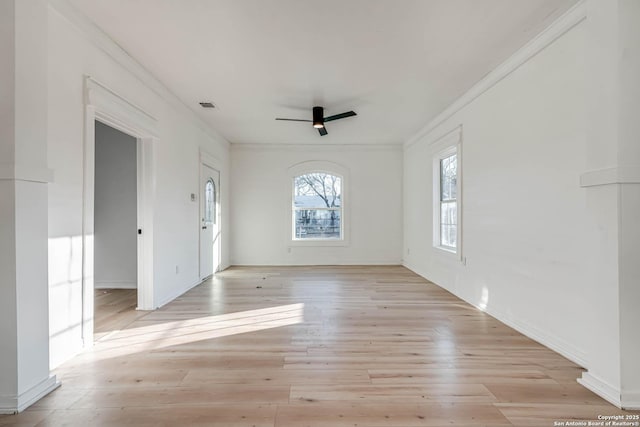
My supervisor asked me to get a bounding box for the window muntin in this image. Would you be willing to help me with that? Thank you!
[438,152,458,250]
[204,178,216,224]
[293,173,342,240]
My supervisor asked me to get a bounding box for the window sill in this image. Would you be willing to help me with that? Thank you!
[290,238,349,247]
[434,245,457,256]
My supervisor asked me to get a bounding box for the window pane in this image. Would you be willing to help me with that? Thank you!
[204,179,214,223]
[440,224,457,248]
[440,201,457,226]
[294,173,341,208]
[440,154,457,201]
[438,151,457,250]
[294,209,341,239]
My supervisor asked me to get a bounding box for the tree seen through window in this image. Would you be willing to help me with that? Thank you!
[293,173,342,239]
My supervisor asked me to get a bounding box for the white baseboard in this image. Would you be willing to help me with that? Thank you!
[403,262,640,410]
[154,278,202,309]
[95,280,136,289]
[0,375,60,414]
[402,261,588,368]
[230,260,403,267]
[621,390,640,410]
[483,303,588,368]
[579,372,640,410]
[579,372,622,408]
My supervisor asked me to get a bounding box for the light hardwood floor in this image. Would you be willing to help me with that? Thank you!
[94,288,145,341]
[2,266,637,426]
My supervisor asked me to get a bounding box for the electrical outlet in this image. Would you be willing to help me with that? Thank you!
[175,265,179,274]
[407,248,410,255]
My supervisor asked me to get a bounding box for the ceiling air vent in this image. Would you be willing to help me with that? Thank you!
[199,102,216,108]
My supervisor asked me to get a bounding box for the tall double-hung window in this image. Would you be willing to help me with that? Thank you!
[439,151,457,249]
[433,130,461,255]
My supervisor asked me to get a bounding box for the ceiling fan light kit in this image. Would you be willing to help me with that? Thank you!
[276,105,357,136]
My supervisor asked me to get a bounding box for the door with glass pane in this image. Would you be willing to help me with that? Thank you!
[199,164,220,279]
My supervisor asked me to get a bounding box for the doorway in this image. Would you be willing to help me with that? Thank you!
[81,76,156,349]
[200,164,221,280]
[93,121,143,339]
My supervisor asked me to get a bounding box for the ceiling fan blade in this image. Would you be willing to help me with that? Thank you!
[323,111,357,122]
[318,126,328,136]
[275,118,312,122]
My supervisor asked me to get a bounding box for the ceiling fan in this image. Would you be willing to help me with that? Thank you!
[276,106,357,136]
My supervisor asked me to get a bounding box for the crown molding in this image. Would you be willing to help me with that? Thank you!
[230,143,403,152]
[48,0,229,149]
[404,0,587,149]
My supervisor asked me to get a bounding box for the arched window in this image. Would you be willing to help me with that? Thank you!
[293,172,342,240]
[204,178,216,224]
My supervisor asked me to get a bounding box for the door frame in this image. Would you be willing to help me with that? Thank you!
[199,150,222,280]
[82,76,158,346]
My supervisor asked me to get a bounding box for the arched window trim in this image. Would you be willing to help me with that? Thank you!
[287,161,350,247]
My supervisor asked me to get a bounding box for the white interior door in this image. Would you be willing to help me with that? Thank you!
[200,164,220,280]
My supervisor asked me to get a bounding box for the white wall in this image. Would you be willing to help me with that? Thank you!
[47,4,230,368]
[94,121,137,289]
[403,19,592,366]
[231,145,403,265]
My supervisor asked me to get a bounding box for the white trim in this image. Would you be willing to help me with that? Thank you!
[234,260,403,267]
[86,77,158,135]
[155,278,203,309]
[48,0,229,148]
[200,150,222,170]
[0,376,60,414]
[431,127,463,261]
[288,161,350,247]
[491,303,589,368]
[231,143,402,152]
[578,372,622,408]
[95,281,137,289]
[622,391,640,410]
[83,76,158,350]
[136,137,156,311]
[403,261,589,368]
[580,166,640,187]
[81,114,96,346]
[199,163,221,280]
[199,150,225,277]
[433,146,458,252]
[416,125,463,149]
[0,165,54,183]
[404,0,587,149]
[579,374,640,410]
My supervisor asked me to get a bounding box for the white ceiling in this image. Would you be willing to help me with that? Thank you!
[67,0,580,145]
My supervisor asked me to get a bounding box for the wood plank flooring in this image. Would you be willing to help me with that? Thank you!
[2,266,637,426]
[94,288,145,340]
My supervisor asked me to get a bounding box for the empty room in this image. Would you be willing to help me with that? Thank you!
[1,0,639,426]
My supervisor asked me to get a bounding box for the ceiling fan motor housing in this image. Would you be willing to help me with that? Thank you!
[313,106,324,128]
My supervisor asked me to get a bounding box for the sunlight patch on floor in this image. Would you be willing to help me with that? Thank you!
[84,303,305,361]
